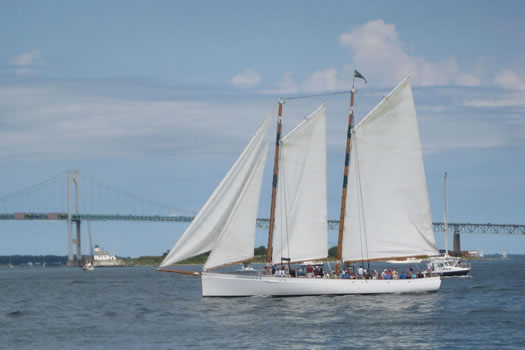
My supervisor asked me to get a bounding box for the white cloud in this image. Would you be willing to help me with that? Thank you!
[232,69,261,88]
[263,69,339,95]
[493,69,525,90]
[0,80,272,160]
[302,69,338,92]
[464,92,525,108]
[9,49,43,76]
[456,74,481,87]
[338,19,480,87]
[261,72,298,95]
[265,19,497,94]
[421,110,525,154]
[262,19,525,98]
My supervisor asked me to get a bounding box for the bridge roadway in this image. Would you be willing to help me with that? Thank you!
[1,212,524,235]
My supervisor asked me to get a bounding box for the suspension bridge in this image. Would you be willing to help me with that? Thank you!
[1,171,524,266]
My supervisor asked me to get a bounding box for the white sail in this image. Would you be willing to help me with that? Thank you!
[272,106,328,264]
[160,114,272,267]
[342,78,438,262]
[204,143,268,270]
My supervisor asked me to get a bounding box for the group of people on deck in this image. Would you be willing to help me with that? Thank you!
[271,264,427,279]
[272,264,329,278]
[343,266,426,279]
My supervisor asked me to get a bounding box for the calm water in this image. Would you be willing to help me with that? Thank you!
[1,257,524,349]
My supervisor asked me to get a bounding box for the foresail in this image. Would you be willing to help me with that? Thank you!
[342,78,438,262]
[272,106,328,265]
[160,114,272,267]
[204,143,268,270]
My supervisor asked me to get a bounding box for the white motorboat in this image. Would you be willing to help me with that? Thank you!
[82,261,94,271]
[237,263,256,272]
[428,172,471,277]
[428,256,470,277]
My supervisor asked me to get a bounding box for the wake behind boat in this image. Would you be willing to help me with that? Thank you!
[159,74,441,296]
[386,258,423,264]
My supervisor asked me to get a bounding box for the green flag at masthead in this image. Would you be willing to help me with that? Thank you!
[354,70,367,83]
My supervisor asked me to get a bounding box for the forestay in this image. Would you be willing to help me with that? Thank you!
[160,114,272,267]
[272,106,328,264]
[342,78,438,262]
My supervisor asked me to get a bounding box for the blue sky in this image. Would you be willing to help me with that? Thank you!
[1,1,524,257]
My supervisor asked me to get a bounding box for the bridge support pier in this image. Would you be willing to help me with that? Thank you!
[453,228,461,254]
[67,171,82,266]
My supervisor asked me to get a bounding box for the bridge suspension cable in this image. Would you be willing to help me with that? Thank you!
[0,171,68,213]
[0,170,194,217]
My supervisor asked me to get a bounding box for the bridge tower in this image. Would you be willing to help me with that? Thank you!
[67,170,82,266]
[453,228,461,253]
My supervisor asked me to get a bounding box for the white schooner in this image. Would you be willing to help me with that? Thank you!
[159,75,441,296]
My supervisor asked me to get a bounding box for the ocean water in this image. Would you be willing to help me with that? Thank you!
[1,257,524,349]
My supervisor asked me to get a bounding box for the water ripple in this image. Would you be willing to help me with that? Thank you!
[0,259,524,349]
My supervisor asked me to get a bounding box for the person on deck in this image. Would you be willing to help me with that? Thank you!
[289,267,296,278]
[392,269,399,279]
[357,266,364,279]
[306,265,314,278]
[314,266,320,277]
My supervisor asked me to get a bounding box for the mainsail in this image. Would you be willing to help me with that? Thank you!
[160,115,272,267]
[342,77,438,262]
[272,106,328,264]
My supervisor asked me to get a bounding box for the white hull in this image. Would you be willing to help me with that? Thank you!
[432,266,471,277]
[201,272,441,297]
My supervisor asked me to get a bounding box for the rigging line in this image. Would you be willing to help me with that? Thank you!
[80,174,179,213]
[355,140,369,265]
[283,103,318,125]
[0,171,68,201]
[280,143,291,264]
[282,90,351,101]
[276,143,285,265]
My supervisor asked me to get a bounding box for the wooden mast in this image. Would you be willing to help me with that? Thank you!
[335,88,355,275]
[265,100,284,274]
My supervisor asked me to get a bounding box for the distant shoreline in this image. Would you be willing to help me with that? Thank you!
[0,254,516,268]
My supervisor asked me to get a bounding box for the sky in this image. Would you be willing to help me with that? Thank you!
[1,1,524,257]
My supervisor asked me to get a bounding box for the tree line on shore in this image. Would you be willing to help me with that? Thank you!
[1,246,340,266]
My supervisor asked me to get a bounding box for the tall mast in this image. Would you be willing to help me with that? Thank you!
[444,171,449,257]
[335,88,355,275]
[265,100,284,273]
